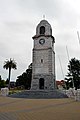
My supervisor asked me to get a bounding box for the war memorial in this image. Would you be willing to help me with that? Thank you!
[8,19,68,99]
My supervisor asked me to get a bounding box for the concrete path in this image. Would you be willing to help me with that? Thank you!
[0,96,80,120]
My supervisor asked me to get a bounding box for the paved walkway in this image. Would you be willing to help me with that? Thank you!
[0,96,80,120]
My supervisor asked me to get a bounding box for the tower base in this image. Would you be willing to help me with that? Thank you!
[8,90,68,99]
[31,74,56,90]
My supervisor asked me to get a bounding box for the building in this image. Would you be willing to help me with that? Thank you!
[56,80,66,89]
[31,19,56,90]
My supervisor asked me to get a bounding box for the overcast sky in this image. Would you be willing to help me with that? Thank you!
[0,0,80,81]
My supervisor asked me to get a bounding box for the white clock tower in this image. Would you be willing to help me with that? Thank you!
[31,19,56,90]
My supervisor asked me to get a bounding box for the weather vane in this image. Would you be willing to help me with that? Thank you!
[43,15,45,20]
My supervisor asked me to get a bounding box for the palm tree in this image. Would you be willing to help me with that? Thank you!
[3,58,17,89]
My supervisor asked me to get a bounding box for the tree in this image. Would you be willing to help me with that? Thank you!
[16,63,32,89]
[3,58,17,89]
[0,75,1,81]
[0,75,6,89]
[5,78,9,84]
[65,58,80,89]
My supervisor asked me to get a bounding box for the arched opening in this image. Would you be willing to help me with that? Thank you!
[40,26,45,34]
[39,78,44,89]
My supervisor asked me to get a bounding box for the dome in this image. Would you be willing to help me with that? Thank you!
[39,20,51,26]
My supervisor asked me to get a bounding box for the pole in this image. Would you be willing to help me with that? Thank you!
[77,31,80,45]
[66,46,74,88]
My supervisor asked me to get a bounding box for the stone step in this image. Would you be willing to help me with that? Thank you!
[8,90,68,99]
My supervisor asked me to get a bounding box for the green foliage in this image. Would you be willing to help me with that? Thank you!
[16,63,32,89]
[0,75,6,89]
[3,58,17,70]
[9,90,19,95]
[65,58,80,89]
[5,78,9,84]
[0,75,1,81]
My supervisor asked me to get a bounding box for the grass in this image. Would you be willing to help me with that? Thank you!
[9,89,23,95]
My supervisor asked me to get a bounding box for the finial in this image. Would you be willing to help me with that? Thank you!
[43,15,45,20]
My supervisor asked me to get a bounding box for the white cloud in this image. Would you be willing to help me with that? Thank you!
[0,0,80,81]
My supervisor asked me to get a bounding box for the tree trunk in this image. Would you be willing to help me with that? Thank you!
[8,67,11,90]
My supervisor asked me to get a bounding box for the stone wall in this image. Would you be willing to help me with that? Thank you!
[63,88,80,101]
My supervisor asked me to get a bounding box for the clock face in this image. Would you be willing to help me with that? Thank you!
[39,39,45,45]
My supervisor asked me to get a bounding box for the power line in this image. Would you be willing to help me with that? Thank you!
[58,55,64,79]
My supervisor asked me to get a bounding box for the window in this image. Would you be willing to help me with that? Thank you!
[41,59,43,63]
[40,26,45,34]
[50,28,52,35]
